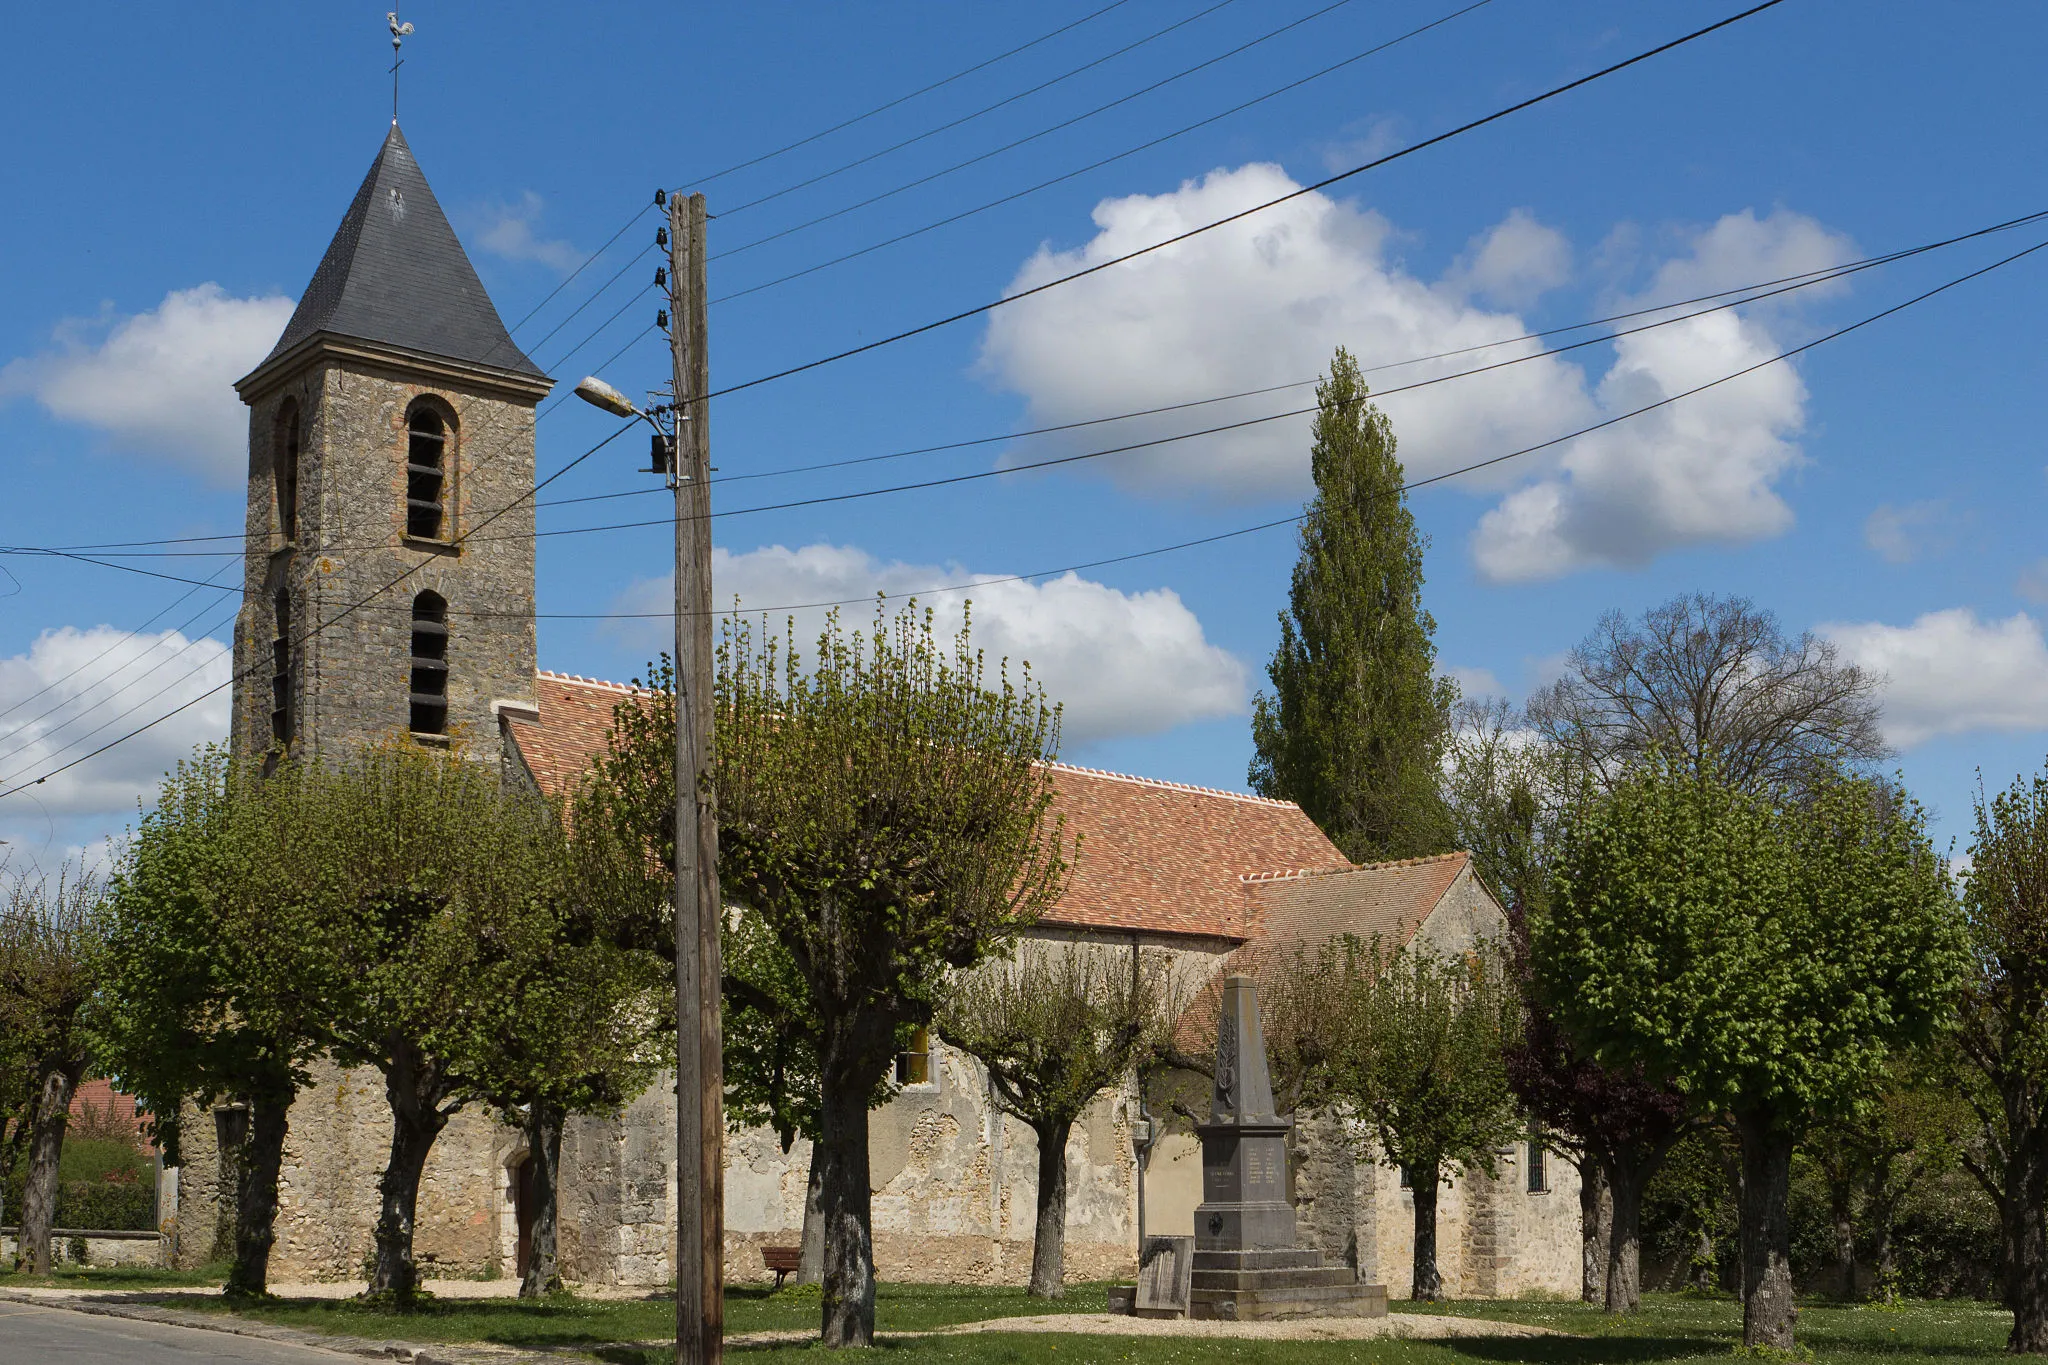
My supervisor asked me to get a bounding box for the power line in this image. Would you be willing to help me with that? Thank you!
[716,0,1255,220]
[713,0,1396,259]
[680,0,1142,193]
[26,197,2048,562]
[508,202,659,334]
[0,419,639,805]
[698,0,1794,403]
[710,0,1491,306]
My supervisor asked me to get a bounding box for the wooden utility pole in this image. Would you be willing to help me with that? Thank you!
[669,190,724,1365]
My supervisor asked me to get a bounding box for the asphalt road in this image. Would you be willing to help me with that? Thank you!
[0,1300,358,1363]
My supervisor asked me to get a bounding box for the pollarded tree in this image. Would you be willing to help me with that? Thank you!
[1250,347,1457,862]
[96,748,351,1296]
[1955,760,2048,1354]
[1330,936,1519,1301]
[297,739,579,1302]
[0,860,107,1275]
[1538,762,1963,1350]
[938,947,1170,1298]
[1526,592,1887,795]
[1503,900,1692,1313]
[717,603,1069,1347]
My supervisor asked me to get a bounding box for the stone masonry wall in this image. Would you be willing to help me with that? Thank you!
[233,358,540,765]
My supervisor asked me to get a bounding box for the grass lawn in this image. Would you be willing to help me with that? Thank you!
[173,1285,2018,1364]
[0,1260,231,1291]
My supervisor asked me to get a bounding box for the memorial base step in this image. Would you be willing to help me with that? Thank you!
[1189,1281,1389,1321]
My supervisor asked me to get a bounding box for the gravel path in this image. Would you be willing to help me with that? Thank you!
[928,1311,1564,1341]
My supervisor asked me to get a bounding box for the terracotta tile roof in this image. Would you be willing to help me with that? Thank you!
[505,675,1347,942]
[1037,763,1346,941]
[1242,852,1473,960]
[507,670,652,801]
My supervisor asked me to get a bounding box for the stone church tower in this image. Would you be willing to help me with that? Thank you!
[230,124,551,763]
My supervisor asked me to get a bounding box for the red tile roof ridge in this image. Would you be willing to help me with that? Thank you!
[1238,864,1359,884]
[1347,851,1473,872]
[1042,760,1303,809]
[537,668,654,697]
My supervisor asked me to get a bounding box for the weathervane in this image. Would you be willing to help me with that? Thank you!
[387,10,415,124]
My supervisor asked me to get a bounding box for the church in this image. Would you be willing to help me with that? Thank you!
[178,123,1582,1296]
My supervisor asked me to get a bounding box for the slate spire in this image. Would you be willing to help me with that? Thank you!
[262,124,544,379]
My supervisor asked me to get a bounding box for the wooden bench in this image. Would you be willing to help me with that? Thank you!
[761,1244,802,1290]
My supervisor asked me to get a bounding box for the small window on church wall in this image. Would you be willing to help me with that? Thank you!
[270,590,293,744]
[406,407,449,540]
[275,403,301,543]
[410,592,449,735]
[1526,1138,1548,1193]
[895,1026,933,1087]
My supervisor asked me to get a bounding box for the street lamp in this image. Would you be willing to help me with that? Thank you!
[574,376,675,476]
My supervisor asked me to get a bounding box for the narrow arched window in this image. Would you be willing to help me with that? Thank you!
[410,591,449,735]
[274,403,301,542]
[269,589,293,744]
[1526,1139,1548,1194]
[406,407,448,540]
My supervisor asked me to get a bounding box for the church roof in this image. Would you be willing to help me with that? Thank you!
[507,673,1351,943]
[258,124,544,381]
[1239,853,1476,959]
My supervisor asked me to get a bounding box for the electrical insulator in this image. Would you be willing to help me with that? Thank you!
[656,227,669,248]
[654,267,667,288]
[656,309,669,331]
[654,188,666,207]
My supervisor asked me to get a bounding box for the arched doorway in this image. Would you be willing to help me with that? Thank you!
[509,1154,536,1281]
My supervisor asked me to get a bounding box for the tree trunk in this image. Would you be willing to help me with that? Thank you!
[1605,1158,1644,1314]
[818,1070,876,1347]
[797,1143,825,1286]
[1409,1158,1444,1301]
[369,1041,453,1300]
[1579,1159,1610,1304]
[1028,1118,1072,1299]
[1829,1177,1857,1301]
[16,1062,80,1275]
[2008,1077,2048,1355]
[519,1099,565,1298]
[1735,1113,1797,1352]
[225,1091,290,1297]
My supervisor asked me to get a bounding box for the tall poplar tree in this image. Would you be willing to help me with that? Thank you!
[1250,348,1455,862]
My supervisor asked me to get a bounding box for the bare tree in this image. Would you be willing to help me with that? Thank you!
[1526,593,1887,794]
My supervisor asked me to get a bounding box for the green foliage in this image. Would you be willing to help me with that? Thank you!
[97,747,345,1158]
[1249,347,1457,863]
[1442,697,1584,916]
[1537,761,1964,1132]
[938,947,1170,1132]
[1323,935,1521,1180]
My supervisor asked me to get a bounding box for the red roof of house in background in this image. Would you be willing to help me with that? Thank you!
[507,673,1348,943]
[69,1078,154,1154]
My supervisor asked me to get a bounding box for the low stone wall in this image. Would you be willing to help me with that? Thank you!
[1,1228,164,1268]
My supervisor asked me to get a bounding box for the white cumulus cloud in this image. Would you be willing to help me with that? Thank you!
[1864,500,1958,565]
[1446,209,1573,309]
[1474,209,1856,581]
[1824,608,2048,748]
[0,284,293,482]
[474,191,583,273]
[976,164,1593,500]
[0,626,232,845]
[608,543,1248,747]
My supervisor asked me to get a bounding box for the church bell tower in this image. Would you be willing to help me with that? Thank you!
[231,125,552,762]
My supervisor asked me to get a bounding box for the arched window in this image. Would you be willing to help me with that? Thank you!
[269,589,293,744]
[274,402,301,542]
[405,406,449,540]
[409,591,449,735]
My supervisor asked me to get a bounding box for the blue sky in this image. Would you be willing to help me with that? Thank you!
[2,0,2044,863]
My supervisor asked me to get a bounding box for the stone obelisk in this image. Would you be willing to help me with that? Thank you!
[1194,975,1296,1251]
[1185,976,1387,1321]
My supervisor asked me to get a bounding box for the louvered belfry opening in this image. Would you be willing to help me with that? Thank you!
[406,407,447,540]
[275,403,300,542]
[409,591,449,735]
[270,589,293,744]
